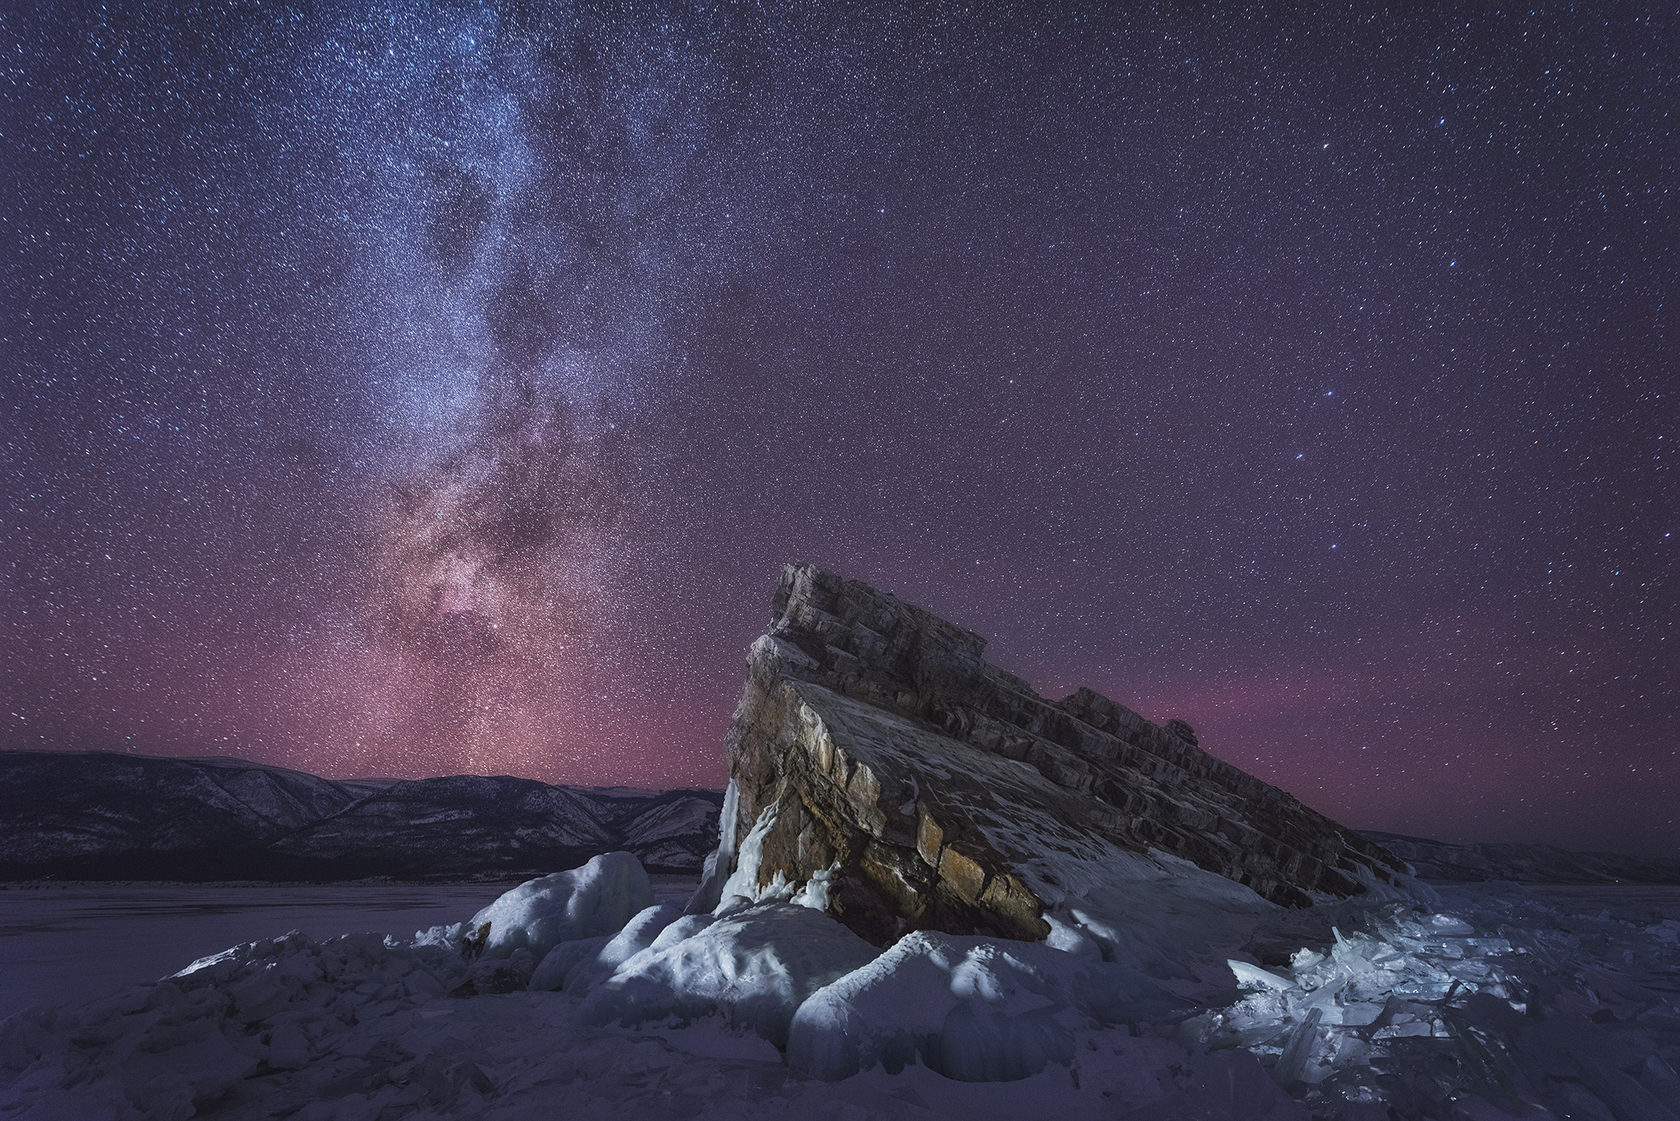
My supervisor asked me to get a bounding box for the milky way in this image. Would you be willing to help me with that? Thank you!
[4,3,1675,852]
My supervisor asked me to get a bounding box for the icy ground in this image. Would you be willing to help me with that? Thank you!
[3,865,1679,1120]
[0,881,556,1021]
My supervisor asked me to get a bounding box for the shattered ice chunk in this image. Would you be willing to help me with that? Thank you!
[174,943,248,978]
[1229,960,1296,992]
[1273,1005,1324,1084]
[1289,948,1324,971]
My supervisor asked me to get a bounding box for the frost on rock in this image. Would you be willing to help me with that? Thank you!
[1020,845,1280,986]
[791,863,840,911]
[686,781,838,920]
[581,901,880,1046]
[443,850,654,962]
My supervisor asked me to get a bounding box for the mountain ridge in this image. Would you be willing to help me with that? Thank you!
[0,749,722,881]
[1361,829,1680,885]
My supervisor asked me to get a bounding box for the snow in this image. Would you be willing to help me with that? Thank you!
[0,929,471,1120]
[582,901,880,1046]
[0,881,512,1021]
[528,903,684,992]
[6,865,1680,1120]
[443,850,654,961]
[787,930,1139,1082]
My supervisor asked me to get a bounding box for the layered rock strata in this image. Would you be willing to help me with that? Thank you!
[711,563,1407,945]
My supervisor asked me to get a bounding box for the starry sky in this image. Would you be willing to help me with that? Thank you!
[3,2,1674,855]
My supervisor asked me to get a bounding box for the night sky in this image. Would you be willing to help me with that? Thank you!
[3,3,1674,855]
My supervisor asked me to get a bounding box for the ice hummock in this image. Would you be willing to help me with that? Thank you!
[422,849,655,962]
[582,901,879,1046]
[787,929,1167,1082]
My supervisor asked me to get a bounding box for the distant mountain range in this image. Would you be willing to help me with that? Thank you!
[1361,830,1680,886]
[3,749,1673,886]
[0,750,722,880]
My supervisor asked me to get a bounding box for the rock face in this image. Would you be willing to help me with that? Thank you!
[713,563,1408,945]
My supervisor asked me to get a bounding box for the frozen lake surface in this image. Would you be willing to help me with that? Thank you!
[4,877,1679,1119]
[0,877,696,1021]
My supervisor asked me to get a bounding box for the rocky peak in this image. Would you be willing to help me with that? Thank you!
[707,563,1408,946]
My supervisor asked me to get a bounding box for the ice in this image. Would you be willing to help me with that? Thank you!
[581,901,879,1046]
[1228,959,1295,992]
[790,863,839,910]
[1180,884,1680,1116]
[787,930,1166,1083]
[1123,1049,1311,1121]
[1272,1005,1324,1084]
[599,902,685,968]
[0,929,471,1120]
[685,777,739,914]
[456,850,653,961]
[0,881,508,1021]
[713,803,780,913]
[527,902,682,991]
[526,934,609,991]
[688,784,837,919]
[789,931,1065,1082]
[7,877,1680,1119]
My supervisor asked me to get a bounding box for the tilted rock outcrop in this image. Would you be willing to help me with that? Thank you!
[706,564,1408,945]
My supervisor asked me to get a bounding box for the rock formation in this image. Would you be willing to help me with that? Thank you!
[706,563,1408,945]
